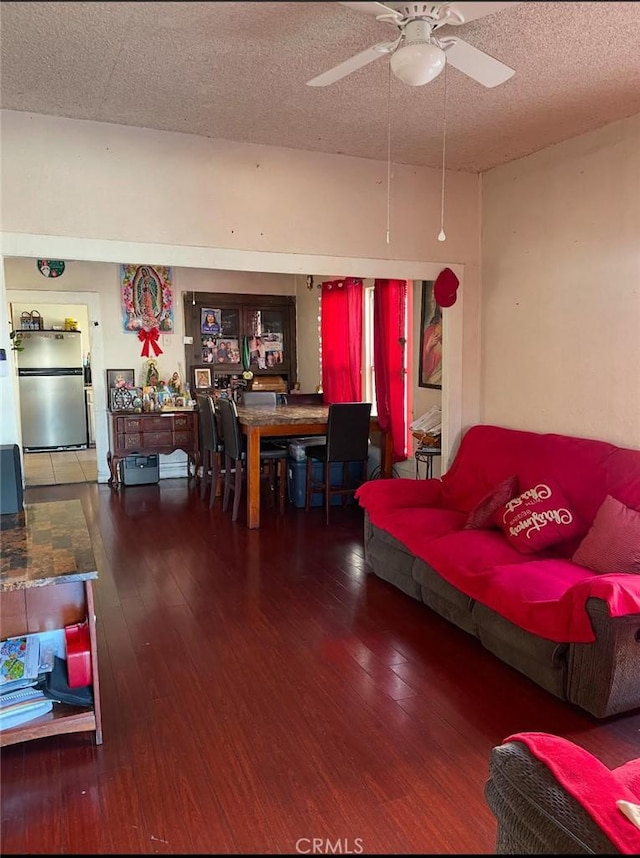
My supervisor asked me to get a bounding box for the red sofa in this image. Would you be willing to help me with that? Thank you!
[356,425,640,718]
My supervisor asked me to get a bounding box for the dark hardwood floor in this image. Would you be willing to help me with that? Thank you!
[2,478,639,855]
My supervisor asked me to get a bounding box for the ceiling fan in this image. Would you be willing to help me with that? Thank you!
[307,2,517,88]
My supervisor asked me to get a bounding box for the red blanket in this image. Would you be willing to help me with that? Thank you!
[505,732,640,854]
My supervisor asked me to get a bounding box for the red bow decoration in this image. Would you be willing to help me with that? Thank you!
[138,327,163,357]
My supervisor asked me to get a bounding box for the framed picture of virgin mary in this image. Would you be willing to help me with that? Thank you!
[121,264,174,334]
[419,280,443,389]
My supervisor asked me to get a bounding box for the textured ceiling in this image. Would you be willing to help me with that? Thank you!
[1,1,639,173]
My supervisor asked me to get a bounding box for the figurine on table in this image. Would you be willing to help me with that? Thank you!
[144,358,160,388]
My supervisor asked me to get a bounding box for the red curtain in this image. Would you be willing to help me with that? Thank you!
[320,278,363,403]
[373,279,407,462]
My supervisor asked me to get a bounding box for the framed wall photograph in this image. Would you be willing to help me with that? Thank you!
[192,366,213,390]
[201,308,222,335]
[106,368,135,389]
[418,281,443,389]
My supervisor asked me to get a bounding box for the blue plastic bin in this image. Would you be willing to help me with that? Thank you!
[287,458,363,509]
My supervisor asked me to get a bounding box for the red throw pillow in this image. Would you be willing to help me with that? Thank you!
[464,475,519,530]
[496,479,583,554]
[572,495,640,574]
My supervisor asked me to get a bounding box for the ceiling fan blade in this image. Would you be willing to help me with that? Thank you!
[339,2,404,24]
[440,37,515,87]
[445,2,519,24]
[307,41,395,87]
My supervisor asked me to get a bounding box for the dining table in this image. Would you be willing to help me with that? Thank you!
[236,403,392,529]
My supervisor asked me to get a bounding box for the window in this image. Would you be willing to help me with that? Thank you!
[363,278,410,456]
[321,277,410,458]
[363,281,376,412]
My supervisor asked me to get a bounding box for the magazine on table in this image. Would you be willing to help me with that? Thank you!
[410,405,442,435]
[0,636,40,687]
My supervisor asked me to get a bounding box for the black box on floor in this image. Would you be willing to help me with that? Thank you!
[120,454,159,486]
[0,444,23,514]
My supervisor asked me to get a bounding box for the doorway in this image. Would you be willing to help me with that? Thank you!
[22,449,98,487]
[6,288,105,486]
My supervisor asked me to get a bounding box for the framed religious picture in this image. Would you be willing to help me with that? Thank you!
[106,368,135,389]
[419,281,443,389]
[121,264,174,333]
[192,365,213,391]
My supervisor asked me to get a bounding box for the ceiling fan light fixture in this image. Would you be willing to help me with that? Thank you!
[390,40,446,86]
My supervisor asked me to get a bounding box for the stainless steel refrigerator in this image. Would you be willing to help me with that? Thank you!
[17,331,87,451]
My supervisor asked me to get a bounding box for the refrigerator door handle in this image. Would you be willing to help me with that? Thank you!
[18,367,84,377]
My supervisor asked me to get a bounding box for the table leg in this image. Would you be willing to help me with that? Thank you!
[107,452,120,489]
[246,427,262,529]
[381,430,393,479]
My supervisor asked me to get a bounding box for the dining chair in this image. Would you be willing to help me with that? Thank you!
[238,391,277,406]
[216,396,288,522]
[282,392,325,407]
[238,389,290,446]
[304,401,372,524]
[196,393,224,507]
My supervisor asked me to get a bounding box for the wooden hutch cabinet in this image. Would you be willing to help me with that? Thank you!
[183,292,297,394]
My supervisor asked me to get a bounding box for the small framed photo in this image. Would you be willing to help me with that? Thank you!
[192,365,213,390]
[106,368,135,389]
[201,308,222,335]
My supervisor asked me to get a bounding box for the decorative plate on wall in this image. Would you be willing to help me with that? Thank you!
[37,260,66,278]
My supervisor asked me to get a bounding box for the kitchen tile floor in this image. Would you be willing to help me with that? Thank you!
[22,448,98,487]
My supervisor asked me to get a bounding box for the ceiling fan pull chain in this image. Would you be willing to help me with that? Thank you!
[438,64,448,242]
[386,60,392,245]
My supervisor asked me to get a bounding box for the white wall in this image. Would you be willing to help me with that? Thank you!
[1,112,480,266]
[481,113,640,449]
[1,110,483,471]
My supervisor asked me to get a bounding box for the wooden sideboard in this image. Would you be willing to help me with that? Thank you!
[107,411,199,488]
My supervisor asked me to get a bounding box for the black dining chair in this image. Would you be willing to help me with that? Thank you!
[196,393,224,507]
[282,392,325,407]
[217,396,288,522]
[238,389,290,448]
[238,391,277,407]
[304,401,372,524]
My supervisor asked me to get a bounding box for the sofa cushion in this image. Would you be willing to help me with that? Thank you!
[464,475,518,530]
[481,559,640,642]
[496,479,584,554]
[572,495,640,575]
[479,559,598,641]
[417,529,537,587]
[371,506,467,555]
